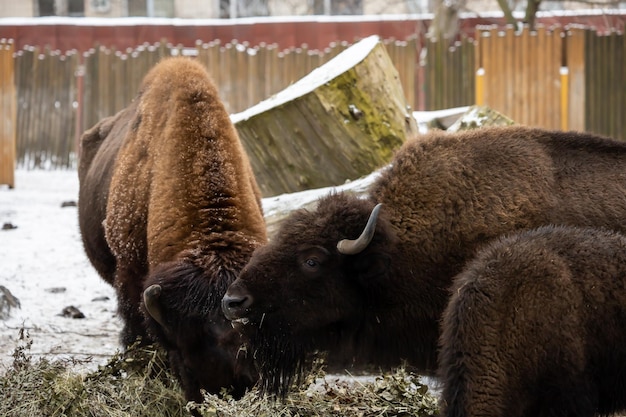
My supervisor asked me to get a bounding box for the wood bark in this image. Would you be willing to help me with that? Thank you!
[233,35,418,197]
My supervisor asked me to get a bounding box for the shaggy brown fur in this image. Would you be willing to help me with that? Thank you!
[222,126,626,396]
[439,225,626,417]
[78,57,267,402]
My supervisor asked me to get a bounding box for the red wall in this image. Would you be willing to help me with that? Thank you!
[1,12,624,53]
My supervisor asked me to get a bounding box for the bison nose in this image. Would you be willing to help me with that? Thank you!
[222,293,253,321]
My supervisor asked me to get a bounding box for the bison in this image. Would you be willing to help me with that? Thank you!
[438,224,626,417]
[221,126,626,396]
[78,56,267,401]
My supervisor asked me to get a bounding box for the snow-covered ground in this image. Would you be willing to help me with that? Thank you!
[0,169,120,371]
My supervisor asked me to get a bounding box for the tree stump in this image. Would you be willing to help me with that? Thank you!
[232,35,418,197]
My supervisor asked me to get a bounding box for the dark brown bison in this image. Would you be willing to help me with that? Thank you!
[221,126,626,396]
[78,57,267,401]
[439,225,626,417]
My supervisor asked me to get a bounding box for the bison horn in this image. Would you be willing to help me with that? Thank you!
[143,284,167,329]
[337,203,383,255]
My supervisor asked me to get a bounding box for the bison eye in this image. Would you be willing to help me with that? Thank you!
[304,258,318,269]
[297,245,329,275]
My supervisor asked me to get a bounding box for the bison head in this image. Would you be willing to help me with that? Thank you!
[142,259,258,402]
[221,194,394,396]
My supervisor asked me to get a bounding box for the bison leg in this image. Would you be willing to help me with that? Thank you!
[440,337,596,417]
[114,266,152,347]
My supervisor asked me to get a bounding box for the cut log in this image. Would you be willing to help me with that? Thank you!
[232,35,418,197]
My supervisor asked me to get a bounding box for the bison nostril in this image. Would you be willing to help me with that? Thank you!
[221,294,253,320]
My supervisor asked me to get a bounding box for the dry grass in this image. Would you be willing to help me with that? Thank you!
[0,329,186,416]
[191,366,440,417]
[0,330,440,417]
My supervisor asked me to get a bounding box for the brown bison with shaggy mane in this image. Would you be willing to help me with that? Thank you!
[78,57,267,402]
[439,224,626,417]
[222,126,626,396]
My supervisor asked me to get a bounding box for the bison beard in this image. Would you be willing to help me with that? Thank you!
[249,330,312,397]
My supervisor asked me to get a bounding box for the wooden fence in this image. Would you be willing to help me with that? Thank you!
[581,27,625,140]
[10,37,418,171]
[0,25,625,173]
[476,25,564,130]
[14,47,80,170]
[423,24,625,138]
[0,39,16,187]
[79,37,419,133]
[423,36,476,110]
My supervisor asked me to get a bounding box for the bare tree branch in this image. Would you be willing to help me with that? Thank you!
[495,0,518,27]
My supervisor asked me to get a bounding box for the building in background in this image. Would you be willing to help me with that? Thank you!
[0,0,623,19]
[0,0,482,18]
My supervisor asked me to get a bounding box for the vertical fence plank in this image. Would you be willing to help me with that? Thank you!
[608,30,622,139]
[547,27,562,129]
[219,42,233,112]
[406,36,418,110]
[481,28,491,108]
[532,27,542,127]
[250,44,263,109]
[613,32,626,140]
[566,26,586,132]
[0,39,16,187]
[480,24,564,129]
[520,26,531,125]
[235,40,249,113]
[423,35,474,111]
[33,50,46,167]
[585,28,596,134]
[596,31,608,136]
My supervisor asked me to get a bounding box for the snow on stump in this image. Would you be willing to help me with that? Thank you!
[232,35,418,197]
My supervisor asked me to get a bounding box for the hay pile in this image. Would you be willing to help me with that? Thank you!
[0,330,186,416]
[192,366,440,417]
[0,330,440,417]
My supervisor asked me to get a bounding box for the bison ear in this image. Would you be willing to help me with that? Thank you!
[352,252,392,285]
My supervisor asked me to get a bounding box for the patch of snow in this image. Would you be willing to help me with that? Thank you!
[413,106,470,133]
[231,35,380,123]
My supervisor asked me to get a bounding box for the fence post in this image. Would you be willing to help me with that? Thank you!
[0,39,16,188]
[475,67,485,106]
